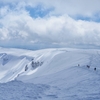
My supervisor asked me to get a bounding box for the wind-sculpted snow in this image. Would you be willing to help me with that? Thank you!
[0,47,100,100]
[0,80,50,100]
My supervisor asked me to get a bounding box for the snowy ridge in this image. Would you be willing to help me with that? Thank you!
[0,47,100,100]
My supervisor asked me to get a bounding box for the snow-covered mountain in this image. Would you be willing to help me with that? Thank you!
[0,47,100,100]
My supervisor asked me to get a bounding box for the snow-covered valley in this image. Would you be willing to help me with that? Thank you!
[0,47,100,100]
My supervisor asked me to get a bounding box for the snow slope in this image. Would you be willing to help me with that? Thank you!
[0,47,100,100]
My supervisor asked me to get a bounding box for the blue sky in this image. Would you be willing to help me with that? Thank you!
[0,0,100,50]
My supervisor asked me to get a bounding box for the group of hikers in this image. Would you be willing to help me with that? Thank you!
[78,64,96,71]
[86,65,96,70]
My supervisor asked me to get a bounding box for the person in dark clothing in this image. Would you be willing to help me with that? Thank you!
[87,65,90,68]
[94,68,96,71]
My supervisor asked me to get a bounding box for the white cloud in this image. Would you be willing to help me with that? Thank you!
[0,1,100,49]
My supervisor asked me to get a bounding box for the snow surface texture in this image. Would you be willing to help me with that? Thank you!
[0,47,100,100]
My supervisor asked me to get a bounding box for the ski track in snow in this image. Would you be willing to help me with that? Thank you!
[0,47,100,100]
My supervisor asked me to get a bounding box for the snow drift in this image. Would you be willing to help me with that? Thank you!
[0,47,100,100]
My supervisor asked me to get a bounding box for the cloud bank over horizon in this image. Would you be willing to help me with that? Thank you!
[0,0,100,49]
